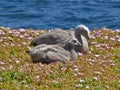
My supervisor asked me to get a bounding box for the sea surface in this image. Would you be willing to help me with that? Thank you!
[0,0,120,30]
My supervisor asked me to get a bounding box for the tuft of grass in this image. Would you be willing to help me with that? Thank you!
[0,27,120,90]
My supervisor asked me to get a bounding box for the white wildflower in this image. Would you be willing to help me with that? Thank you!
[86,85,90,89]
[79,79,85,83]
[75,84,83,88]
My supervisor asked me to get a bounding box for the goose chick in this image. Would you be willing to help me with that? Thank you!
[27,38,81,63]
[31,28,77,49]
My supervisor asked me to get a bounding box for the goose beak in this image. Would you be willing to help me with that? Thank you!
[77,41,81,46]
[79,42,81,46]
[26,47,31,54]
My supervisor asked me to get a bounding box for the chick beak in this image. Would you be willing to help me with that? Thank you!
[26,47,31,54]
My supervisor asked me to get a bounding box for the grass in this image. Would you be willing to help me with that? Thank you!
[0,27,120,90]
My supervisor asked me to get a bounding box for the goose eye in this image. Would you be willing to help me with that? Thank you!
[72,40,77,43]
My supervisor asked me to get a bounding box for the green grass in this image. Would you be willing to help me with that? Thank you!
[0,27,120,90]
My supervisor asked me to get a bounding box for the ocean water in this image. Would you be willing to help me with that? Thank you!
[0,0,120,30]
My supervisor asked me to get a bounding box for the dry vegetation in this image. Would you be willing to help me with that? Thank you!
[0,27,120,90]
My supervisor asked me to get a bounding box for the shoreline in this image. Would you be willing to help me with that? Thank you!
[0,26,120,31]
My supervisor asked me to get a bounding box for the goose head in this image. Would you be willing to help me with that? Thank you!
[65,38,81,50]
[75,24,90,40]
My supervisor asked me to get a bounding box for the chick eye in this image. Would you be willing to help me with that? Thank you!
[72,40,77,43]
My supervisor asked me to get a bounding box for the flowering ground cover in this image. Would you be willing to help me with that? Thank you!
[0,27,120,90]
